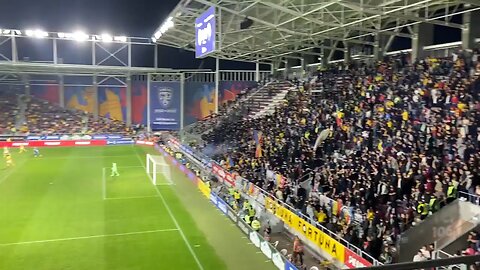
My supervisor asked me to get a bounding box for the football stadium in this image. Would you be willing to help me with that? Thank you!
[1,0,480,269]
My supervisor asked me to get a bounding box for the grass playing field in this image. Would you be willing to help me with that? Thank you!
[0,145,276,270]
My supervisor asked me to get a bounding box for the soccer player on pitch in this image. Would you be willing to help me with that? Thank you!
[19,144,26,154]
[111,163,120,177]
[5,154,14,167]
[3,146,10,158]
[33,147,41,157]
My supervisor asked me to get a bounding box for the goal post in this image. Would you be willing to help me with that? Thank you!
[146,154,172,185]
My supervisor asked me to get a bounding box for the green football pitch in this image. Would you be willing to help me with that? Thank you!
[0,145,276,270]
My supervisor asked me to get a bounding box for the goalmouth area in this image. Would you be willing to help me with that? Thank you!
[0,145,275,270]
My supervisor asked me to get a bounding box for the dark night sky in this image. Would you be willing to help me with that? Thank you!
[0,0,257,70]
[0,1,464,70]
[0,0,176,38]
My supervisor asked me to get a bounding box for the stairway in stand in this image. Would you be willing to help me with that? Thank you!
[243,81,293,119]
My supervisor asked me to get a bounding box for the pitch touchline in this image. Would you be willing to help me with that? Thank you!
[102,166,144,169]
[0,228,180,246]
[133,148,205,270]
[105,195,160,200]
[31,155,131,160]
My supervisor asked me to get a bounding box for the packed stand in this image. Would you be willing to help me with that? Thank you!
[0,92,132,135]
[201,52,480,263]
[0,91,19,134]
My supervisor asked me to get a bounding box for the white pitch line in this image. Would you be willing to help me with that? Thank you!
[0,228,179,247]
[30,155,131,160]
[133,148,205,270]
[102,166,144,169]
[105,195,160,200]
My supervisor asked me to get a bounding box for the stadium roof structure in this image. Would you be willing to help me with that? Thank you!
[153,0,480,63]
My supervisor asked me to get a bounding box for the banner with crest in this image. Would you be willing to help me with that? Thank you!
[149,81,181,130]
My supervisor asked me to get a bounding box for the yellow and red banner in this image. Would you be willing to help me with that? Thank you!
[264,197,345,262]
[197,179,211,198]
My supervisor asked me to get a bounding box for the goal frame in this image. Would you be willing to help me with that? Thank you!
[146,154,172,185]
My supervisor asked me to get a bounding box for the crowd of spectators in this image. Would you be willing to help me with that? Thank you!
[0,93,132,135]
[450,230,480,269]
[200,49,480,263]
[185,85,259,136]
[0,91,19,134]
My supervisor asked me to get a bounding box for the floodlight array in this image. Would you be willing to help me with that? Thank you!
[152,17,174,42]
[0,29,21,35]
[25,29,48,38]
[0,28,130,43]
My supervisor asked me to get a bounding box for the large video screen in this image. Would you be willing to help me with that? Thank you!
[195,6,216,58]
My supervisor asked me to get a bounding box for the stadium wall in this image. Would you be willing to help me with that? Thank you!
[184,82,216,126]
[28,81,143,124]
[64,86,96,113]
[218,81,257,105]
[132,80,148,125]
[31,84,60,104]
[98,87,127,121]
[26,78,258,127]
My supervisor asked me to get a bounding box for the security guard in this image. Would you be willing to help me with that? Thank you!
[429,195,439,214]
[417,201,429,220]
[234,190,241,202]
[248,205,256,217]
[244,214,252,226]
[447,183,457,203]
[251,217,261,232]
[243,200,250,211]
[231,200,238,212]
[228,186,235,195]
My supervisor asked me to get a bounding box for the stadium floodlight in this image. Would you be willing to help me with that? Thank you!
[114,36,127,42]
[159,17,174,34]
[100,33,113,42]
[72,31,89,41]
[13,30,21,35]
[151,37,157,43]
[26,29,48,38]
[25,29,34,36]
[154,16,175,40]
[57,32,66,38]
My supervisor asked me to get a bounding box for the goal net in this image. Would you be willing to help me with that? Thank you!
[146,154,173,185]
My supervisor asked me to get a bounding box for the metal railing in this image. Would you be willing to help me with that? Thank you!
[435,250,464,270]
[248,182,382,266]
[459,191,480,205]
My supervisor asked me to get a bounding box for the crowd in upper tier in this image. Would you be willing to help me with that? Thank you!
[201,49,480,263]
[0,93,131,135]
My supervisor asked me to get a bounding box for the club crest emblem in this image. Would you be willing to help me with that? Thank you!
[158,88,173,108]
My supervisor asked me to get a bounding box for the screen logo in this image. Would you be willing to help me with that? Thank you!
[158,87,173,108]
[195,6,216,58]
